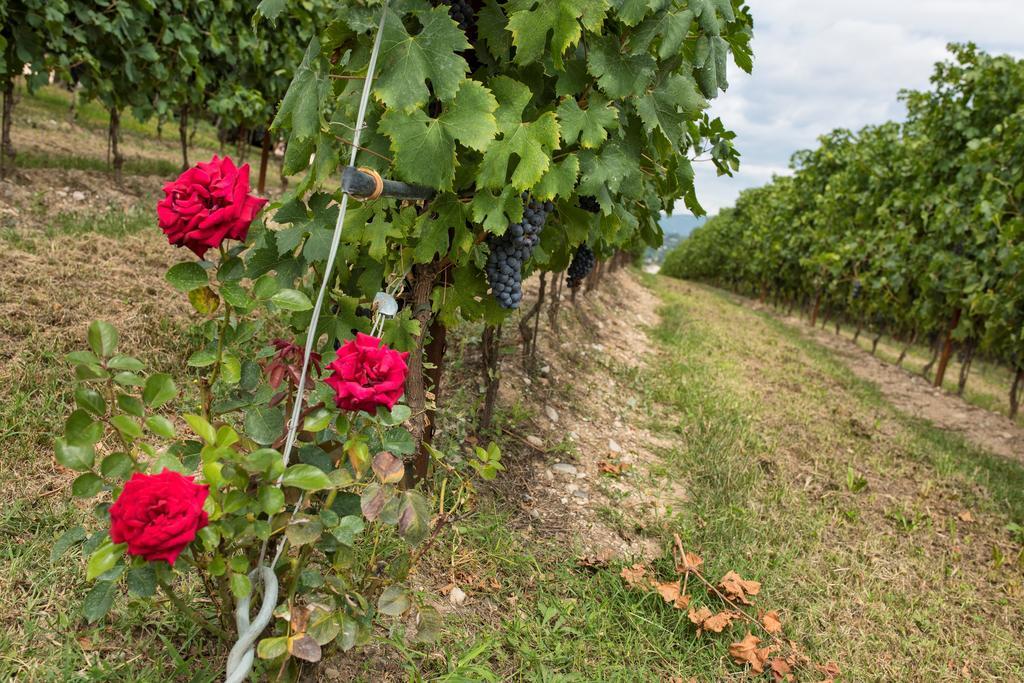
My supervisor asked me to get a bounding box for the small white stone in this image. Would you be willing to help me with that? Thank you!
[540,365,551,376]
[608,439,623,454]
[529,508,541,519]
[551,462,577,477]
[566,483,579,494]
[71,191,86,201]
[545,405,559,423]
[527,435,544,448]
[449,586,467,607]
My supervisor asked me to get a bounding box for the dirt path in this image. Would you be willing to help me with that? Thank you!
[786,315,1023,462]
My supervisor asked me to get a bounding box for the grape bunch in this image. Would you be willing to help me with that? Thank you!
[578,195,601,214]
[486,194,554,309]
[852,279,862,299]
[566,244,596,289]
[435,0,476,40]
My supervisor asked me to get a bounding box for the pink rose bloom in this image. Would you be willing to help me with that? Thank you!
[324,333,410,413]
[157,155,267,257]
[109,469,209,565]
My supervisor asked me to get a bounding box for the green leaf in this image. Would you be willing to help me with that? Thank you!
[635,73,706,150]
[74,387,107,416]
[66,350,100,365]
[331,515,365,546]
[82,580,118,624]
[183,414,217,445]
[187,349,218,367]
[219,281,251,309]
[126,565,156,598]
[478,77,560,191]
[230,572,252,600]
[587,36,656,98]
[107,355,144,372]
[100,452,135,479]
[257,636,288,660]
[302,408,334,433]
[256,0,287,21]
[377,585,412,617]
[117,393,145,418]
[87,541,126,581]
[281,464,332,491]
[66,409,104,445]
[88,321,119,358]
[374,7,470,113]
[55,437,95,472]
[258,486,286,515]
[220,355,242,385]
[143,374,177,408]
[50,526,87,562]
[379,80,498,191]
[506,0,610,69]
[534,155,580,201]
[166,262,209,292]
[272,37,328,141]
[244,406,285,446]
[271,288,313,311]
[285,515,324,546]
[144,415,176,439]
[252,274,280,300]
[72,473,104,498]
[557,94,619,149]
[110,415,143,441]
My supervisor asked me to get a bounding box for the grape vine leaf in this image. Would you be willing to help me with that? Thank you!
[557,94,619,149]
[272,37,328,141]
[374,7,470,113]
[628,8,694,60]
[587,36,656,98]
[533,155,580,201]
[412,197,467,262]
[611,0,652,27]
[635,73,705,150]
[379,80,498,191]
[506,0,610,69]
[471,186,525,234]
[477,77,560,191]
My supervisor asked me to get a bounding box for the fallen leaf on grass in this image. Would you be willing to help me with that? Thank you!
[688,607,736,634]
[719,570,761,605]
[957,510,974,523]
[653,580,690,609]
[760,609,783,634]
[769,657,794,681]
[620,563,647,587]
[578,548,614,569]
[729,633,772,673]
[676,550,704,574]
[816,661,841,678]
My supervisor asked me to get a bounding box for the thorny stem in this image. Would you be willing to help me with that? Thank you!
[157,576,232,641]
[202,263,233,420]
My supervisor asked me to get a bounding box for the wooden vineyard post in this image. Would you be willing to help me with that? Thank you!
[933,308,961,388]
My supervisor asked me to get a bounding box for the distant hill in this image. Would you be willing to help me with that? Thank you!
[659,213,705,237]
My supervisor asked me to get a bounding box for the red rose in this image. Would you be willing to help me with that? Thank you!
[109,469,209,565]
[157,155,268,258]
[324,333,409,413]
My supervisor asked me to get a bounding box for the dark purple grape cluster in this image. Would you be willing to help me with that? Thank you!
[578,195,601,214]
[486,194,554,309]
[436,0,476,38]
[852,279,862,299]
[566,244,595,289]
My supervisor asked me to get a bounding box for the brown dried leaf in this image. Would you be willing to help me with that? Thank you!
[620,563,647,588]
[702,611,737,633]
[599,461,631,476]
[372,451,405,484]
[719,570,761,605]
[290,603,312,634]
[761,609,783,634]
[729,633,767,673]
[688,606,713,628]
[957,510,974,523]
[287,633,322,663]
[679,550,704,573]
[654,580,681,603]
[578,548,614,569]
[816,661,841,678]
[769,657,794,682]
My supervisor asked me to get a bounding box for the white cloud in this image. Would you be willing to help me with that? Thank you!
[676,0,1021,216]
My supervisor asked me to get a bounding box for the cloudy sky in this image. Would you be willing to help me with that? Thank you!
[681,0,1024,217]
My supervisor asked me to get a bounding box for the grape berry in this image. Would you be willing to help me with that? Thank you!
[578,195,601,214]
[566,244,595,289]
[486,194,554,309]
[436,0,477,40]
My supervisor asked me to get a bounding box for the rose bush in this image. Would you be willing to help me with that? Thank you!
[324,333,409,413]
[157,155,268,257]
[109,469,209,564]
[54,155,491,680]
